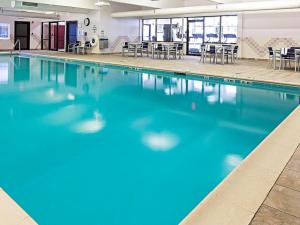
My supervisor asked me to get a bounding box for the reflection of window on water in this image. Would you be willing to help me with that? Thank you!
[220,85,237,104]
[0,63,8,84]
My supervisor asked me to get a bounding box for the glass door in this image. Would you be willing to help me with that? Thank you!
[187,18,204,55]
[42,22,49,50]
[50,22,58,51]
[57,22,66,51]
[14,21,30,50]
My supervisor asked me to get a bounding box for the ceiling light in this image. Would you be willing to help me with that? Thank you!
[95,1,110,7]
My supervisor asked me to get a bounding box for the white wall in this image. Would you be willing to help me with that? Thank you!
[0,16,45,50]
[60,6,140,54]
[238,11,300,59]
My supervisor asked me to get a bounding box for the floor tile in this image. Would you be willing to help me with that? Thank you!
[264,185,300,218]
[286,159,300,172]
[250,205,300,225]
[277,169,300,192]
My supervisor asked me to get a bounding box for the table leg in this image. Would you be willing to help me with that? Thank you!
[273,52,276,70]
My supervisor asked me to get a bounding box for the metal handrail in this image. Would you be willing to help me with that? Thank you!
[10,39,21,55]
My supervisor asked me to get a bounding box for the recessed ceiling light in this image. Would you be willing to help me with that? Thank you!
[95,1,110,6]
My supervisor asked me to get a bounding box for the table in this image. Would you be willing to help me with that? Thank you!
[204,44,235,65]
[151,42,178,60]
[128,43,142,58]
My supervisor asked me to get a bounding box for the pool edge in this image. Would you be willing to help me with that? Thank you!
[0,188,38,225]
[179,105,300,225]
[19,52,300,88]
[2,52,300,225]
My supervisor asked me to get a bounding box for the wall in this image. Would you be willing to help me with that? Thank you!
[238,11,300,59]
[0,16,45,50]
[60,5,140,54]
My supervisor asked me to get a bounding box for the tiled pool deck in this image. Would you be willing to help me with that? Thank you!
[1,51,300,225]
[250,145,300,225]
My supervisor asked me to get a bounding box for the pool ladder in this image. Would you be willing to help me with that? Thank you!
[10,39,21,56]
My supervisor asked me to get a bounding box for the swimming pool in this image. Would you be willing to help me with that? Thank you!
[0,55,299,225]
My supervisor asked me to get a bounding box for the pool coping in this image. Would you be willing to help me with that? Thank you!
[0,188,37,225]
[0,52,300,225]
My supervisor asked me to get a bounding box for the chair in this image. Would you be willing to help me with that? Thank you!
[206,45,217,63]
[176,43,184,59]
[267,47,274,67]
[199,44,207,63]
[140,42,149,57]
[279,48,299,72]
[154,44,167,59]
[78,41,92,54]
[122,42,129,56]
[67,41,81,54]
[232,46,239,62]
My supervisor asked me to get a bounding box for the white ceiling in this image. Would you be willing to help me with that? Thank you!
[0,0,285,15]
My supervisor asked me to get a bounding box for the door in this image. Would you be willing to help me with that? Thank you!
[14,21,30,50]
[66,21,78,51]
[57,22,66,51]
[41,22,49,50]
[50,22,58,51]
[187,18,204,55]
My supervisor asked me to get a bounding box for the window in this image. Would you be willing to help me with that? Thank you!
[172,18,186,42]
[0,23,10,40]
[157,19,171,42]
[221,16,238,44]
[204,17,221,43]
[141,15,237,45]
[143,19,156,41]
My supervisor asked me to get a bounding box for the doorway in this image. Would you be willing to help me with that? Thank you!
[14,21,30,50]
[66,21,78,51]
[50,22,58,51]
[187,18,204,55]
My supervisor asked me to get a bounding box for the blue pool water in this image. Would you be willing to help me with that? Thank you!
[0,55,299,225]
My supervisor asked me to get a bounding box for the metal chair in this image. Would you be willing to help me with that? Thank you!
[279,48,298,72]
[68,41,81,54]
[122,42,129,56]
[206,45,217,64]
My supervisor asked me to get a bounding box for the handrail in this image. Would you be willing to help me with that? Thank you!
[10,39,21,56]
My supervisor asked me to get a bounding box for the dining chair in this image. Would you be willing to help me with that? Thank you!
[122,42,129,56]
[279,48,298,72]
[267,47,274,67]
[199,44,207,63]
[206,45,217,64]
[154,44,167,59]
[140,42,149,57]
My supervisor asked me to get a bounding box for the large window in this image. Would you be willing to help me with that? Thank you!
[0,23,10,40]
[142,15,237,45]
[142,19,156,41]
[142,18,187,42]
[157,19,171,42]
[172,18,186,42]
[221,16,238,44]
[204,17,221,43]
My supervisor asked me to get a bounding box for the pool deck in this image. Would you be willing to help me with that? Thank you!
[1,51,300,225]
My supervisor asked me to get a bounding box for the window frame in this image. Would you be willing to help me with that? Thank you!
[141,15,237,45]
[0,23,10,40]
